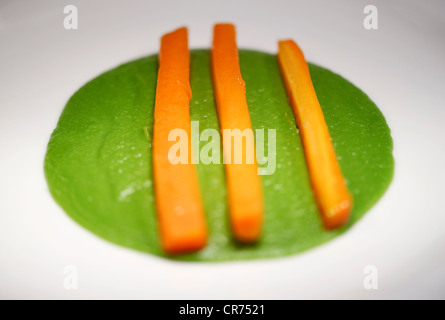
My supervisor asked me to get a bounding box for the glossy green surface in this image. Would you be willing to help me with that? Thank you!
[44,50,394,261]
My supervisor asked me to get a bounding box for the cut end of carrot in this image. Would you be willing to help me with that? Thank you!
[231,213,263,243]
[278,39,304,54]
[162,26,187,37]
[214,23,235,32]
[321,197,353,230]
[162,226,208,255]
[159,27,192,100]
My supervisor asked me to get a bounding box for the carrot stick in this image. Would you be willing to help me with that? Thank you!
[278,40,353,229]
[211,23,264,242]
[153,27,207,253]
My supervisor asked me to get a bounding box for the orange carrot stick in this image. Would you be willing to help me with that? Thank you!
[278,40,353,230]
[153,27,207,253]
[212,23,264,242]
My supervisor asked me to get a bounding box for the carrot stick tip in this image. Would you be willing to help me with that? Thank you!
[323,198,352,230]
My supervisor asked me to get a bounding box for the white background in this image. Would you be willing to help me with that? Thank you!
[1,0,444,299]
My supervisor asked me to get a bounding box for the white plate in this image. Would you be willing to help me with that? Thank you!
[1,0,444,299]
